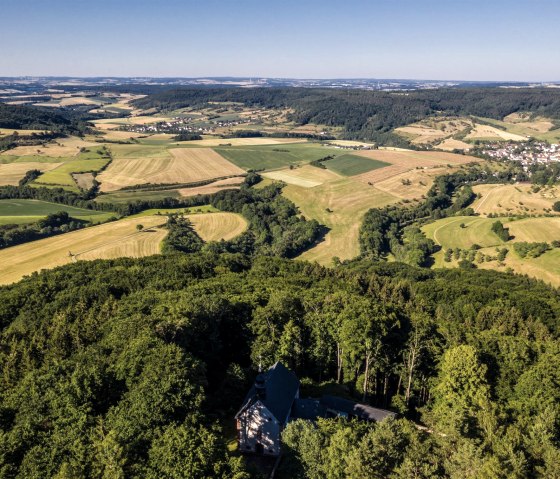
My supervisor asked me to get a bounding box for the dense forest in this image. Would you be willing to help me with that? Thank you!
[132,87,560,145]
[0,253,559,478]
[0,103,92,135]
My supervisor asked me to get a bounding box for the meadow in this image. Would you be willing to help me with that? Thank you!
[324,154,389,176]
[472,183,559,215]
[214,143,340,171]
[282,178,398,264]
[0,199,114,224]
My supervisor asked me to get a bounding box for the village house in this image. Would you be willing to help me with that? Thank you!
[235,362,396,456]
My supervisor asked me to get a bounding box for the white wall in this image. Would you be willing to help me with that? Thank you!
[238,401,281,456]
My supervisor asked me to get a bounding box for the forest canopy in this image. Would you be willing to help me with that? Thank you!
[0,253,559,478]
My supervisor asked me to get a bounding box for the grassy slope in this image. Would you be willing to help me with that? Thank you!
[423,215,560,286]
[283,178,398,265]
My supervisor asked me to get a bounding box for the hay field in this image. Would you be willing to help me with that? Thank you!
[465,124,526,141]
[0,216,166,285]
[373,166,450,200]
[354,149,478,184]
[263,165,341,187]
[477,116,560,143]
[0,136,97,157]
[178,176,245,197]
[472,184,559,215]
[395,118,472,145]
[507,217,560,243]
[187,212,248,241]
[98,148,244,192]
[175,137,308,147]
[58,97,103,106]
[0,161,62,186]
[437,138,472,151]
[283,178,398,264]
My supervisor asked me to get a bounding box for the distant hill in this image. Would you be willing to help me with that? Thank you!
[0,103,90,134]
[132,87,560,146]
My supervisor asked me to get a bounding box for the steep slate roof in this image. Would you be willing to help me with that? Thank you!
[235,362,300,422]
[321,395,396,422]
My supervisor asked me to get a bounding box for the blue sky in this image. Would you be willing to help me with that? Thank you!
[1,0,559,81]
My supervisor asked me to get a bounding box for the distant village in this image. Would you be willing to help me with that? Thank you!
[481,141,560,169]
[119,115,257,135]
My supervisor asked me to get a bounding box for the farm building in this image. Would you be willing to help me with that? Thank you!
[235,362,396,456]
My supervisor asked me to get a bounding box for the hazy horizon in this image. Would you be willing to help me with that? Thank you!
[2,0,559,81]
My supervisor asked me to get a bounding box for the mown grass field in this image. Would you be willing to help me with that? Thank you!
[96,188,182,204]
[324,154,390,176]
[472,184,560,216]
[423,215,560,286]
[263,165,341,187]
[283,178,398,264]
[215,143,340,171]
[422,216,504,249]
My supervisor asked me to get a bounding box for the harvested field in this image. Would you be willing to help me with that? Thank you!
[0,216,166,285]
[178,176,245,197]
[503,113,555,132]
[176,137,308,147]
[436,138,472,151]
[283,178,398,264]
[465,124,526,141]
[472,184,560,216]
[263,165,341,187]
[0,136,97,157]
[373,166,450,200]
[98,148,244,192]
[354,149,478,184]
[0,162,62,186]
[59,97,102,106]
[187,212,248,241]
[507,217,560,243]
[73,172,96,190]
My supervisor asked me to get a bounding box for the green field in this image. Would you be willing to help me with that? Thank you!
[32,148,112,190]
[324,154,390,176]
[129,205,219,218]
[422,216,504,249]
[215,144,340,170]
[96,188,182,204]
[0,199,116,225]
[0,155,65,164]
